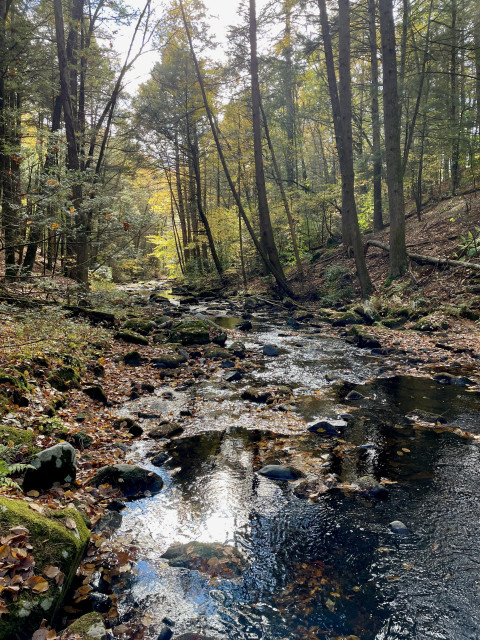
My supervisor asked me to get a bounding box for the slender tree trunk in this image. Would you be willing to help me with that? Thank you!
[450,0,459,194]
[249,0,285,279]
[260,102,303,274]
[379,0,407,277]
[317,0,373,297]
[367,0,383,231]
[283,1,295,187]
[53,0,87,284]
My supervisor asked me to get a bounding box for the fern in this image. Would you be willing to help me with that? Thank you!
[0,460,35,492]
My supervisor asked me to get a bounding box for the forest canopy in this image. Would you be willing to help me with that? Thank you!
[0,0,479,294]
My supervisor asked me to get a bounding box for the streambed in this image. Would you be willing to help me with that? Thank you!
[110,299,480,640]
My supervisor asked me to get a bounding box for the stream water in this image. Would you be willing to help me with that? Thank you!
[111,298,480,640]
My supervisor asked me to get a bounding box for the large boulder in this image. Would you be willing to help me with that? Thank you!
[23,443,77,492]
[89,464,163,497]
[0,497,89,640]
[114,330,149,346]
[346,326,381,349]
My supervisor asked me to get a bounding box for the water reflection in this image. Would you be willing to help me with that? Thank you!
[115,369,480,639]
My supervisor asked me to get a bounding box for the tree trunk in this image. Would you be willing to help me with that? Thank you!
[367,0,383,231]
[379,0,407,277]
[317,0,373,297]
[249,0,285,279]
[53,0,87,284]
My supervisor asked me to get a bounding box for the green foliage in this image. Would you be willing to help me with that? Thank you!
[456,228,480,258]
[0,459,35,491]
[319,264,354,307]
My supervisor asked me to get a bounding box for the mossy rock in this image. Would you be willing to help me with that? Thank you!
[151,352,187,369]
[114,330,149,346]
[382,317,407,329]
[169,319,211,346]
[0,424,36,451]
[47,366,81,392]
[329,311,364,327]
[204,346,231,360]
[0,370,31,394]
[0,370,32,407]
[123,318,157,336]
[412,315,449,332]
[61,611,107,639]
[346,326,381,349]
[0,497,90,640]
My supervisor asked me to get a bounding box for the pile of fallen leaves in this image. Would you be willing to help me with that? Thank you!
[0,525,64,616]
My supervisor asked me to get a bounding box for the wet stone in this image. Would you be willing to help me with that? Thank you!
[241,387,272,403]
[148,422,184,439]
[225,370,242,382]
[406,410,447,425]
[356,475,388,498]
[229,341,246,358]
[389,520,410,535]
[258,464,303,481]
[93,510,123,534]
[263,344,279,357]
[307,418,347,435]
[236,320,253,331]
[157,628,174,640]
[151,451,169,466]
[161,541,246,576]
[124,351,143,366]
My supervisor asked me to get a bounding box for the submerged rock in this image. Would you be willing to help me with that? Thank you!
[355,475,388,498]
[389,520,410,535]
[405,410,447,425]
[229,341,246,358]
[345,390,366,401]
[161,541,246,576]
[90,464,163,497]
[433,372,472,386]
[236,320,253,331]
[23,442,77,492]
[258,465,303,481]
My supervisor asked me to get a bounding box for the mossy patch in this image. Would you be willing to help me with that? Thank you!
[123,318,157,335]
[61,611,107,639]
[169,319,211,345]
[114,330,149,346]
[0,497,90,640]
[0,425,38,461]
[47,366,82,392]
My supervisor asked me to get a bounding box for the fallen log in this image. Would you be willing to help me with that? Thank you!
[365,239,480,273]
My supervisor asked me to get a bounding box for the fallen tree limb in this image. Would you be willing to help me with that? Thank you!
[365,239,480,272]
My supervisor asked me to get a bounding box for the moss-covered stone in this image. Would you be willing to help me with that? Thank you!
[151,352,187,369]
[204,346,231,360]
[0,497,90,640]
[61,612,107,639]
[47,366,81,392]
[0,370,32,407]
[0,424,35,452]
[114,330,149,346]
[412,315,449,332]
[329,311,364,327]
[346,325,381,349]
[169,319,211,345]
[123,318,157,335]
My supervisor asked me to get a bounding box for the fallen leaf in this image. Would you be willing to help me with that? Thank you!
[43,566,60,579]
[65,518,77,530]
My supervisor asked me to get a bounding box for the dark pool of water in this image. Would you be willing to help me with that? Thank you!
[115,369,480,640]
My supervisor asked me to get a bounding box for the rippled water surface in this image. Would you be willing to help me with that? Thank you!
[114,312,480,639]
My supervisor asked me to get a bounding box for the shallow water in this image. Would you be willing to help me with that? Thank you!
[113,315,480,639]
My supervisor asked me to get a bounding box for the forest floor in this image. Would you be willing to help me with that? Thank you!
[1,189,480,638]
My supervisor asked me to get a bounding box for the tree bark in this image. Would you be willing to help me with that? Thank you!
[367,0,383,231]
[317,0,373,297]
[249,0,285,279]
[379,0,407,277]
